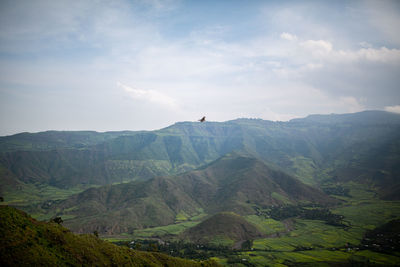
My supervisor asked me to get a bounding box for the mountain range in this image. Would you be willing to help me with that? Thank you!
[1,110,399,235]
[51,153,335,234]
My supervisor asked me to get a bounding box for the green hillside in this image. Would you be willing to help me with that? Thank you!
[1,111,399,191]
[0,130,132,152]
[51,176,200,234]
[182,212,264,246]
[47,154,333,234]
[0,205,219,267]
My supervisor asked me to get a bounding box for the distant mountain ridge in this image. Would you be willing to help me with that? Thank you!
[2,111,399,190]
[1,110,399,234]
[291,110,400,125]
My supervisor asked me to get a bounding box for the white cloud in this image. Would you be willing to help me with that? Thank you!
[384,105,400,114]
[359,41,372,48]
[300,40,333,59]
[339,96,365,113]
[117,82,178,109]
[280,32,297,41]
[356,47,400,64]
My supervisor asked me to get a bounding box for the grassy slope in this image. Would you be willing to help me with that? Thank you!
[0,205,219,267]
[46,154,334,234]
[181,212,264,245]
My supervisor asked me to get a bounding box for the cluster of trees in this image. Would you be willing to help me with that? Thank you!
[361,219,400,254]
[263,205,345,226]
[115,239,234,260]
[51,216,63,224]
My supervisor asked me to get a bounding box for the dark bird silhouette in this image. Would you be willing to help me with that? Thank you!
[199,116,206,122]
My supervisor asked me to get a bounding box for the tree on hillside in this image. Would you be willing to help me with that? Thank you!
[0,196,4,202]
[241,240,253,250]
[51,216,63,224]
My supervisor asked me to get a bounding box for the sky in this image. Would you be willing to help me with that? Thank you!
[0,0,400,135]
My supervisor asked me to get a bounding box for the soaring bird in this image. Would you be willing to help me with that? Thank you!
[199,116,206,122]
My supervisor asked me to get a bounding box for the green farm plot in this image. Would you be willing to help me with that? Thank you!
[3,183,93,207]
[239,250,350,266]
[353,250,400,265]
[333,201,400,229]
[253,219,359,251]
[2,183,99,221]
[123,183,400,266]
[238,249,400,266]
[190,212,208,221]
[253,238,296,252]
[175,210,190,222]
[244,215,286,235]
[133,221,201,238]
[208,235,235,247]
[243,184,400,266]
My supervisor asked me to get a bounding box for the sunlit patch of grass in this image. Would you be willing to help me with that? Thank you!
[271,192,291,204]
[239,249,400,266]
[290,156,318,185]
[208,235,234,247]
[333,200,400,229]
[253,219,360,252]
[353,250,400,265]
[3,183,97,207]
[133,221,201,238]
[175,210,190,222]
[190,213,208,221]
[253,238,296,251]
[244,215,285,235]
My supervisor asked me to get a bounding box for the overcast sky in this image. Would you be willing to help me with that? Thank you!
[1,0,400,135]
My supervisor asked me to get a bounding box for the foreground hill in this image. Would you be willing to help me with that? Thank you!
[49,153,334,234]
[182,212,264,245]
[0,205,219,267]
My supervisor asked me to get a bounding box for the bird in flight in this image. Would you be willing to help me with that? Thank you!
[199,116,206,122]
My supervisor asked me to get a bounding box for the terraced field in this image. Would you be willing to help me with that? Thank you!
[226,183,400,266]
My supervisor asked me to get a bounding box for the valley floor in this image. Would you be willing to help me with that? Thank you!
[103,182,400,266]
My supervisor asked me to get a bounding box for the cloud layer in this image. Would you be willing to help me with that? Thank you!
[0,0,399,135]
